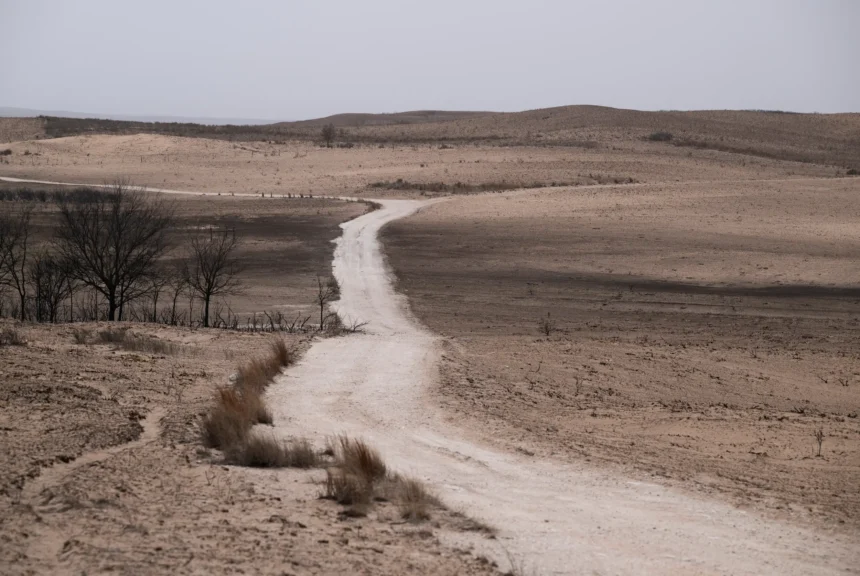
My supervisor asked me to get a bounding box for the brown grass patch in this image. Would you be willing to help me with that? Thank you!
[0,327,26,347]
[227,433,318,468]
[83,327,182,355]
[335,435,387,485]
[201,388,254,449]
[201,338,292,451]
[236,338,294,393]
[388,474,435,522]
[321,436,437,521]
[322,467,371,506]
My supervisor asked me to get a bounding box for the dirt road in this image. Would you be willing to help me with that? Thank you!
[4,175,856,573]
[269,198,859,575]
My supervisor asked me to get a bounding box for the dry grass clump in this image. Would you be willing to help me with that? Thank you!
[76,327,182,355]
[321,436,437,522]
[388,474,436,521]
[201,388,256,449]
[323,468,369,506]
[227,433,318,468]
[71,328,92,344]
[337,436,387,483]
[236,339,294,393]
[201,338,294,451]
[0,327,26,346]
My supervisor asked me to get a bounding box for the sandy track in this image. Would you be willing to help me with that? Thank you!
[269,199,859,575]
[6,175,857,573]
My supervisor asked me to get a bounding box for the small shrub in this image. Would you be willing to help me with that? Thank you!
[647,131,673,142]
[814,428,825,457]
[0,149,12,156]
[0,327,26,346]
[538,312,556,336]
[848,168,859,176]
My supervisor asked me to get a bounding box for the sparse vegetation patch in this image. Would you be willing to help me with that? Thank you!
[646,131,673,142]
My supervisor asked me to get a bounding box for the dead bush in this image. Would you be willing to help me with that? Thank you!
[0,327,26,346]
[538,312,556,336]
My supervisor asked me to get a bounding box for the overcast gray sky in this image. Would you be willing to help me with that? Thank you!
[2,0,858,120]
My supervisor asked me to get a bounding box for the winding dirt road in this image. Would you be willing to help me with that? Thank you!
[270,199,859,575]
[3,175,856,573]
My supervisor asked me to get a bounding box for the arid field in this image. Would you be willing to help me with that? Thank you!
[1,107,859,574]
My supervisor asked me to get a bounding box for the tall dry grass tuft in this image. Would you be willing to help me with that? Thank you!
[336,435,387,485]
[200,338,292,451]
[321,436,436,521]
[236,338,294,394]
[227,433,319,468]
[85,327,181,355]
[270,338,294,367]
[202,388,253,449]
[389,474,435,522]
[322,468,370,506]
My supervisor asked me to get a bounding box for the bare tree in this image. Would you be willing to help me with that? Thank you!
[315,275,340,330]
[164,269,188,325]
[184,227,242,328]
[321,123,336,148]
[54,182,174,321]
[28,250,74,323]
[0,205,33,320]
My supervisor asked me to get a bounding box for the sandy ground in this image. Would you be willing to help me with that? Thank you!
[0,132,838,203]
[269,199,859,575]
[0,322,497,575]
[382,179,860,533]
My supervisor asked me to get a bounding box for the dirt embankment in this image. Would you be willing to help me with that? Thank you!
[381,178,860,529]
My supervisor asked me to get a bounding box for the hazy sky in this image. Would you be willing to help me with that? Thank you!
[3,0,858,120]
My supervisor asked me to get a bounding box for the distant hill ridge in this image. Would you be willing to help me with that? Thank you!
[1,105,857,169]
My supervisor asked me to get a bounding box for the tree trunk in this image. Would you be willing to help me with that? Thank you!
[107,289,117,321]
[203,295,211,328]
